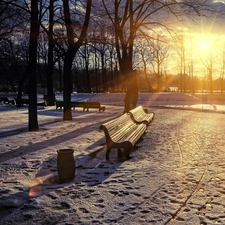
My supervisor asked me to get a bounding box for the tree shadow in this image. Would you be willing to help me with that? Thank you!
[0,107,109,139]
[0,116,112,163]
[0,144,124,221]
[28,141,124,193]
[74,146,124,187]
[0,126,139,222]
[0,119,63,139]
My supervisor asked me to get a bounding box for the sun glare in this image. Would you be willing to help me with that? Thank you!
[195,34,215,57]
[200,41,208,49]
[196,34,215,52]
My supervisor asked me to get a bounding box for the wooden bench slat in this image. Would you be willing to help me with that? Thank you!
[129,106,154,125]
[99,113,147,160]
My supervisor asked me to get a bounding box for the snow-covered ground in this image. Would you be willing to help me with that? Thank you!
[1,93,225,224]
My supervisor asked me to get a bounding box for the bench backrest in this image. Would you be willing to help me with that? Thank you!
[71,102,84,107]
[129,106,154,124]
[14,98,29,104]
[84,102,100,108]
[129,106,145,116]
[99,113,135,142]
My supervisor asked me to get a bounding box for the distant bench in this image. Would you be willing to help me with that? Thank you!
[0,97,15,105]
[56,100,105,112]
[14,98,45,106]
[14,98,29,106]
[99,106,154,160]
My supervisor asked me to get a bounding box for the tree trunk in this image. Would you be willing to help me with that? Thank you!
[114,0,138,113]
[28,0,39,131]
[46,0,56,106]
[63,46,75,120]
[122,69,138,113]
[58,57,63,93]
[62,0,92,120]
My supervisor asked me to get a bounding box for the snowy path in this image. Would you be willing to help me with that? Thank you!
[1,99,225,224]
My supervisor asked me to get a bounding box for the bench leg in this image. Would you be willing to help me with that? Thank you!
[106,146,130,160]
[124,147,130,160]
[106,146,111,161]
[117,148,123,158]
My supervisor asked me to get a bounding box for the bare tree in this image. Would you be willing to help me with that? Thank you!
[28,0,40,131]
[150,36,169,92]
[62,0,92,120]
[220,50,225,93]
[46,0,56,106]
[0,37,28,93]
[201,52,214,94]
[172,32,187,92]
[101,0,210,112]
[0,1,30,99]
[0,0,26,39]
[134,38,153,92]
[77,39,92,92]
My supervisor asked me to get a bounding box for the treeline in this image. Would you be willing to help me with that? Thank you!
[0,0,219,129]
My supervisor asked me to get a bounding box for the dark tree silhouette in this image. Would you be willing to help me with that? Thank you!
[102,0,211,112]
[46,0,56,106]
[62,0,92,120]
[28,0,40,131]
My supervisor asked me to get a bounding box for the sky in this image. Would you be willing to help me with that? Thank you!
[162,0,225,78]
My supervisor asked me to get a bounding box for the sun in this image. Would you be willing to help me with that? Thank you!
[200,41,208,49]
[197,34,215,52]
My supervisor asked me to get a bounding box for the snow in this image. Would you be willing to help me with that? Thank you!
[1,92,225,224]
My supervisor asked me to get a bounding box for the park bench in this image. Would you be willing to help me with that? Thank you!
[99,112,147,160]
[128,106,154,125]
[56,100,105,111]
[56,100,84,110]
[83,102,105,111]
[14,98,29,106]
[14,98,45,106]
[71,101,85,110]
[0,97,15,104]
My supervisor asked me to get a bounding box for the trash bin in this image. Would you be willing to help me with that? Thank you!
[57,149,75,182]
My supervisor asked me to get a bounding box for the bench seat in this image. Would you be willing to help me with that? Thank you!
[56,100,105,111]
[0,97,15,104]
[56,101,86,110]
[129,106,154,125]
[99,113,147,160]
[71,101,85,110]
[83,102,105,111]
